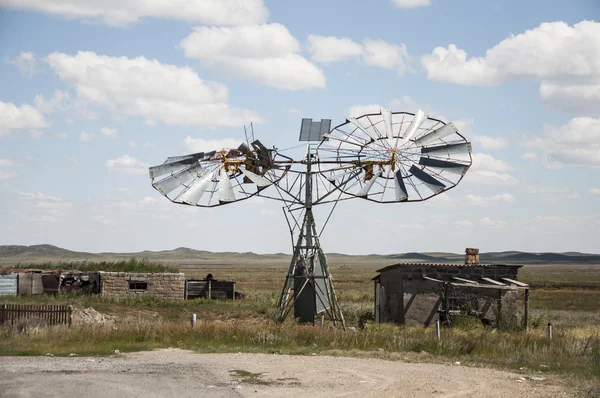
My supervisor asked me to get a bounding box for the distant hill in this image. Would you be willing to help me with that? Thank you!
[1,244,599,267]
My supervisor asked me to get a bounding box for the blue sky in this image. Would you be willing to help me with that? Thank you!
[0,0,599,254]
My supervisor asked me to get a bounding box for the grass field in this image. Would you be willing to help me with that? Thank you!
[1,260,599,395]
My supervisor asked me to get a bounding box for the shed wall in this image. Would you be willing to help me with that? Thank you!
[0,275,18,296]
[376,266,520,326]
[100,272,185,300]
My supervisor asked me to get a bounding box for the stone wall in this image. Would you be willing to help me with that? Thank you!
[100,272,185,300]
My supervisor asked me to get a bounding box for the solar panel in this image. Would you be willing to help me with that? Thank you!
[299,118,331,142]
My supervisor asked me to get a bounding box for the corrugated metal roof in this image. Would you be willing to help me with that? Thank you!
[375,262,522,273]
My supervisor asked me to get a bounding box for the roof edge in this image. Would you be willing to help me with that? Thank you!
[375,262,524,273]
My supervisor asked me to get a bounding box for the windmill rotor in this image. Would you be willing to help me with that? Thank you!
[316,109,472,204]
[149,136,292,208]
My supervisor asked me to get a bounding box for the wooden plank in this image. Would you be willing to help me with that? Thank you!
[423,276,444,283]
[481,277,506,286]
[450,282,518,291]
[501,278,529,287]
[452,277,478,284]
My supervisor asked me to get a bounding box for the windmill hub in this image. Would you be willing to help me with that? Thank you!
[148,109,473,328]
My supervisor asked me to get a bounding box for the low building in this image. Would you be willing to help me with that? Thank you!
[100,272,185,300]
[373,248,529,327]
[185,274,237,300]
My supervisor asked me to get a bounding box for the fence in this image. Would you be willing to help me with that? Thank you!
[185,280,236,300]
[0,304,73,327]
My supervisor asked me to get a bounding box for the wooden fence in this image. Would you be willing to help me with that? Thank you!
[0,304,73,327]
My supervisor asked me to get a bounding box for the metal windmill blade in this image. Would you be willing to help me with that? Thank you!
[149,136,291,208]
[315,108,472,203]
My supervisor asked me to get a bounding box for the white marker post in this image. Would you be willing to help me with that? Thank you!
[436,319,441,341]
[191,313,197,328]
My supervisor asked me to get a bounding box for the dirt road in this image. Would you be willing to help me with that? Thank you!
[0,349,570,397]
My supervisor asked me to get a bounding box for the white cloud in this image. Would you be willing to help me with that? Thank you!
[0,0,269,27]
[31,130,44,138]
[466,171,518,185]
[105,155,149,175]
[422,44,499,86]
[15,191,72,221]
[522,117,600,168]
[0,100,49,137]
[37,201,73,210]
[307,35,363,64]
[363,40,411,74]
[5,51,37,75]
[56,132,69,139]
[184,136,242,152]
[79,131,95,142]
[522,185,581,200]
[540,82,600,115]
[347,104,382,118]
[92,215,117,226]
[180,24,326,90]
[347,96,435,118]
[0,157,16,167]
[421,20,600,114]
[391,0,431,8]
[68,157,79,164]
[454,119,509,150]
[589,188,600,195]
[18,191,63,201]
[471,153,514,172]
[464,193,516,206]
[0,171,18,180]
[521,152,537,161]
[45,51,260,127]
[101,127,118,138]
[34,90,70,113]
[454,220,474,227]
[479,217,508,227]
[128,140,138,149]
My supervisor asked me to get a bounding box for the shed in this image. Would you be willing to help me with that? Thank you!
[373,248,529,328]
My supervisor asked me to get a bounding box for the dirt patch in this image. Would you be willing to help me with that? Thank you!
[0,349,573,398]
[72,307,115,325]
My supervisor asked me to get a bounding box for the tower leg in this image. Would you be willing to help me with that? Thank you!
[276,208,345,328]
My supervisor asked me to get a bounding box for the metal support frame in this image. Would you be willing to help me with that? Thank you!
[276,144,345,328]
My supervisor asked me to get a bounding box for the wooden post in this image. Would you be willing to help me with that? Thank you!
[547,323,553,342]
[191,313,197,328]
[435,319,441,341]
[184,280,188,300]
[443,282,450,326]
[232,282,236,300]
[68,305,73,328]
[319,314,324,328]
[523,289,529,331]
[497,289,502,328]
[208,280,212,299]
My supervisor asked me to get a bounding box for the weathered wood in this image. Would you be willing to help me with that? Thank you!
[0,303,72,327]
[524,289,530,331]
[501,278,529,288]
[481,277,506,286]
[452,277,478,284]
[423,276,444,283]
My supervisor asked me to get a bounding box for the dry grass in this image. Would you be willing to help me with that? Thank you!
[1,263,599,388]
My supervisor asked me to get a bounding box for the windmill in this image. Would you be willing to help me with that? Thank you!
[148,109,473,327]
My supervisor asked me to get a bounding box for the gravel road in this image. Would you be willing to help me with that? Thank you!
[0,349,570,397]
